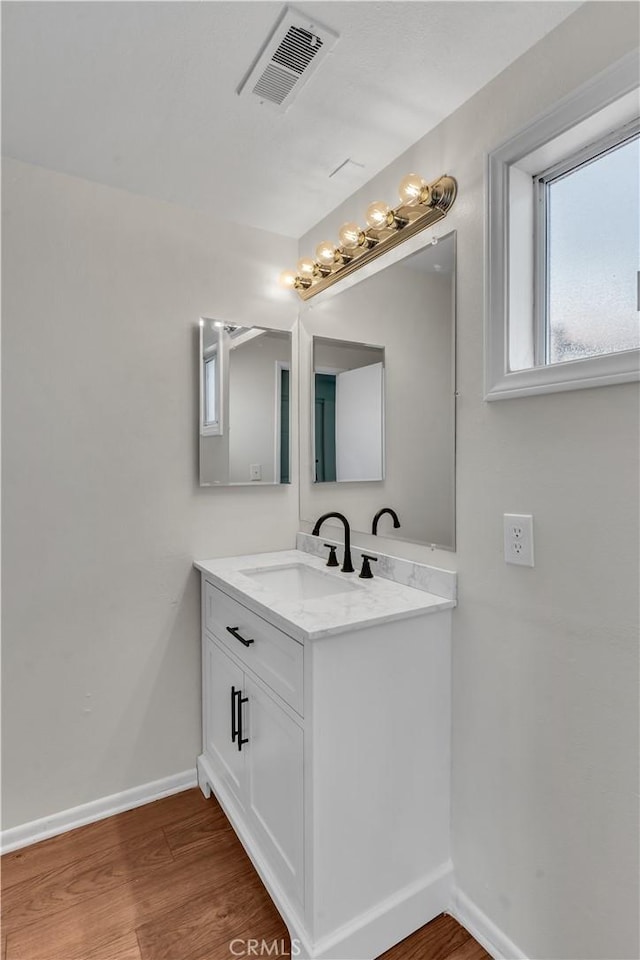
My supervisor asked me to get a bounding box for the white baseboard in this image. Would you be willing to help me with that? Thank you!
[1,768,198,854]
[313,861,453,960]
[448,887,528,960]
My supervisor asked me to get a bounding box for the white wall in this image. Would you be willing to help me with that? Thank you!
[229,331,290,484]
[313,340,383,373]
[300,5,639,958]
[1,158,298,829]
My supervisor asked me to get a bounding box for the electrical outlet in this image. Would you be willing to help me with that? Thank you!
[250,463,262,481]
[504,514,534,566]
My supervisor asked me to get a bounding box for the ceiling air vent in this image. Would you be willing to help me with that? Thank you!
[238,6,339,111]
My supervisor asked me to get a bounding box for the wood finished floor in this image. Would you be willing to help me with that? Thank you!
[1,789,490,960]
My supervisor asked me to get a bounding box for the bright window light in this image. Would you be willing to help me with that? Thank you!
[542,133,640,364]
[204,354,217,426]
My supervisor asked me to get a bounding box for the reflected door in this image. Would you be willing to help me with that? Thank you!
[336,363,384,481]
[315,374,336,482]
[280,367,290,484]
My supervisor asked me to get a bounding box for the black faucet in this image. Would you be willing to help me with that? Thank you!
[371,507,401,536]
[311,513,354,573]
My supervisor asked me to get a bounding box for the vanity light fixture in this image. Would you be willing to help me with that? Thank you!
[279,172,457,300]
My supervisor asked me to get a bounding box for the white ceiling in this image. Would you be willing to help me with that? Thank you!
[2,1,581,238]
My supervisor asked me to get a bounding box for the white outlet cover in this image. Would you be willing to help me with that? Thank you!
[504,513,534,566]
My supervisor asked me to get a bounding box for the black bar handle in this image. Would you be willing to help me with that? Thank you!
[226,626,255,648]
[237,692,249,752]
[231,685,239,743]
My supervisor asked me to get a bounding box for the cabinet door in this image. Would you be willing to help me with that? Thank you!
[244,676,304,905]
[204,637,246,808]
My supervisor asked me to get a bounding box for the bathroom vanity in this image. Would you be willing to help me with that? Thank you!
[195,537,456,960]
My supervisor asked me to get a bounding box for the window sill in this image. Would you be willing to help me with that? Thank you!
[485,348,639,401]
[200,424,223,437]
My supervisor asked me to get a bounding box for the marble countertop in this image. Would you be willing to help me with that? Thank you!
[194,549,455,641]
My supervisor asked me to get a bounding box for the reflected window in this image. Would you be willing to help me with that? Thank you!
[204,353,218,427]
[201,321,223,438]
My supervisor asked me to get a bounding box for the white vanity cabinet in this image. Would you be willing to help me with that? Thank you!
[196,554,454,960]
[201,584,305,909]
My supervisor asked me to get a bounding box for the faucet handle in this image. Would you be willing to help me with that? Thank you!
[324,544,339,568]
[359,554,378,579]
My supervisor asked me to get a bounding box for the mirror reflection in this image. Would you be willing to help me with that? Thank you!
[313,338,385,483]
[300,232,456,549]
[199,321,291,486]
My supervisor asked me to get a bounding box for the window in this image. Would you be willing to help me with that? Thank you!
[538,128,639,365]
[486,52,639,400]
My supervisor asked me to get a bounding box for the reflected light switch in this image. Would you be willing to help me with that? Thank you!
[250,464,262,481]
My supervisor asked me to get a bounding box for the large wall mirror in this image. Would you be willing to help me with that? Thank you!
[199,320,292,486]
[299,231,456,549]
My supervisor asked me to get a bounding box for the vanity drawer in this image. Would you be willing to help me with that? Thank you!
[204,581,303,716]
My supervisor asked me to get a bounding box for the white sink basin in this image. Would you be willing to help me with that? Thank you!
[244,563,361,601]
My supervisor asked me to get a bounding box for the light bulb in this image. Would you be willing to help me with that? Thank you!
[365,201,392,231]
[297,257,316,277]
[398,173,429,205]
[279,270,297,289]
[316,241,337,265]
[338,222,364,250]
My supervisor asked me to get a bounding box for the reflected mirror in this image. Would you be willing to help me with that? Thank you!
[313,338,385,483]
[199,321,292,486]
[300,232,456,549]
